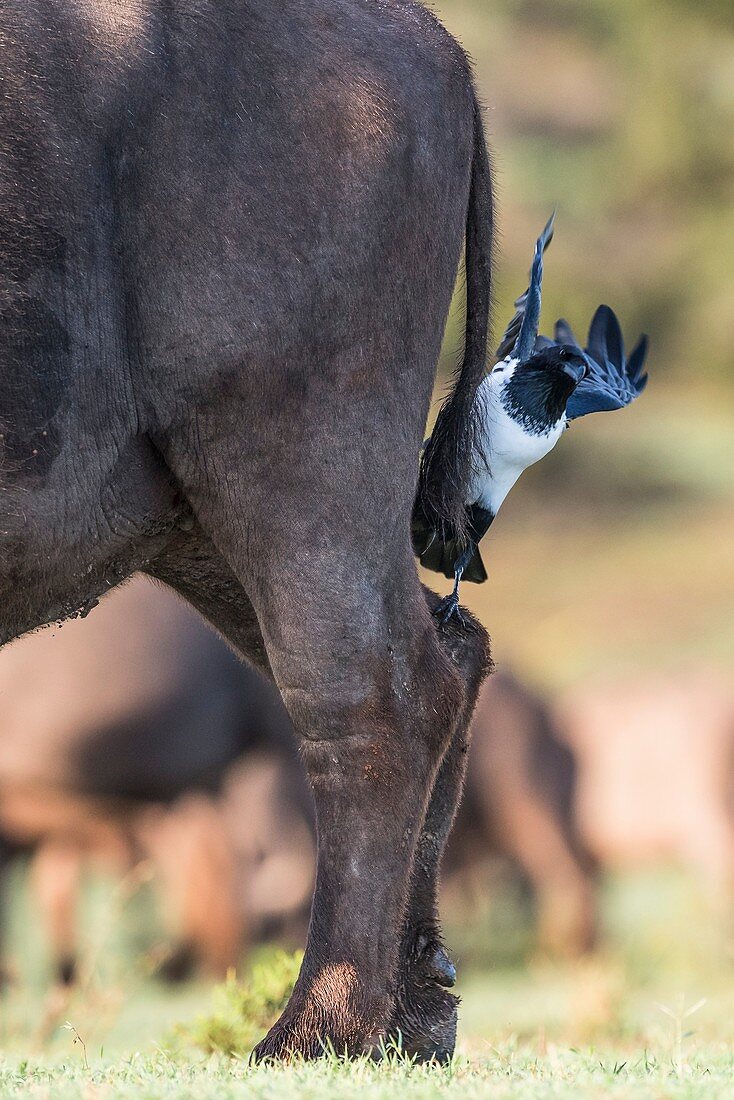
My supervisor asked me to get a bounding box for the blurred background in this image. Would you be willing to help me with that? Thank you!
[0,0,732,1067]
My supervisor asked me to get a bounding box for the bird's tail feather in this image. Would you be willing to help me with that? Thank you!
[418,535,488,584]
[412,507,487,583]
[415,85,494,548]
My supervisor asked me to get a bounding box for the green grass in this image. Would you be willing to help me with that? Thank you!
[2,868,734,1096]
[2,1048,734,1100]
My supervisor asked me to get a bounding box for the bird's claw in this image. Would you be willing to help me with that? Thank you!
[433,593,465,628]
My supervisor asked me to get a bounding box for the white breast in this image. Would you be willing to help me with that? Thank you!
[469,370,566,515]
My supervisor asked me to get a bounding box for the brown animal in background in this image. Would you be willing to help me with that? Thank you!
[25,793,244,985]
[16,774,314,988]
[562,675,734,892]
[447,673,597,957]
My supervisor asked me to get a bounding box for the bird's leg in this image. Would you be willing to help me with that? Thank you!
[434,543,477,628]
[435,570,463,627]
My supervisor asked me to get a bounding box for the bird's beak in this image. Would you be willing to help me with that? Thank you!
[562,358,588,385]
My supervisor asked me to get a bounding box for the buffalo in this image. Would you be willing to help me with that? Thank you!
[0,0,492,1060]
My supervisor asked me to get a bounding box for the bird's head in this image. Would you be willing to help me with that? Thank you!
[489,213,585,431]
[490,344,589,433]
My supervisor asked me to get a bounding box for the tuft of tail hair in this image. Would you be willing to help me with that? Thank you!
[415,89,494,546]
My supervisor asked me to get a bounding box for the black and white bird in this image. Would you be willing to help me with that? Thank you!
[413,213,649,624]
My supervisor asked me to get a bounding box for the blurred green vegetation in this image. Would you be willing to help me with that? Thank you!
[423,0,734,691]
[435,0,734,380]
[172,951,303,1057]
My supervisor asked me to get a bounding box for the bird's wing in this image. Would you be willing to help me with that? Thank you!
[554,318,580,347]
[495,212,556,361]
[565,305,649,420]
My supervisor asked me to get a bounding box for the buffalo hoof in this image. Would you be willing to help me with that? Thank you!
[251,1016,386,1064]
[57,955,77,987]
[423,944,457,988]
[387,934,459,1063]
[250,968,388,1063]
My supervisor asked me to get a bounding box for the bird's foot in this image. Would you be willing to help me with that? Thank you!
[433,593,465,628]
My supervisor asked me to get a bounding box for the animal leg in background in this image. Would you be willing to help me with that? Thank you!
[136,795,245,978]
[31,841,83,986]
[493,793,597,957]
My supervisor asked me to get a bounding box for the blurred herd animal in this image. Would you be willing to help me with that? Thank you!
[0,0,497,1061]
[0,579,312,983]
[562,676,734,892]
[448,672,596,958]
[0,578,596,982]
[8,599,733,981]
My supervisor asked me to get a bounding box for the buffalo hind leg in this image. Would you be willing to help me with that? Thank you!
[388,590,490,1060]
[147,529,471,1058]
[248,565,467,1061]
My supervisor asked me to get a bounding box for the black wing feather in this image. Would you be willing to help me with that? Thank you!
[554,318,579,346]
[495,212,555,361]
[563,305,649,420]
[627,334,649,386]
